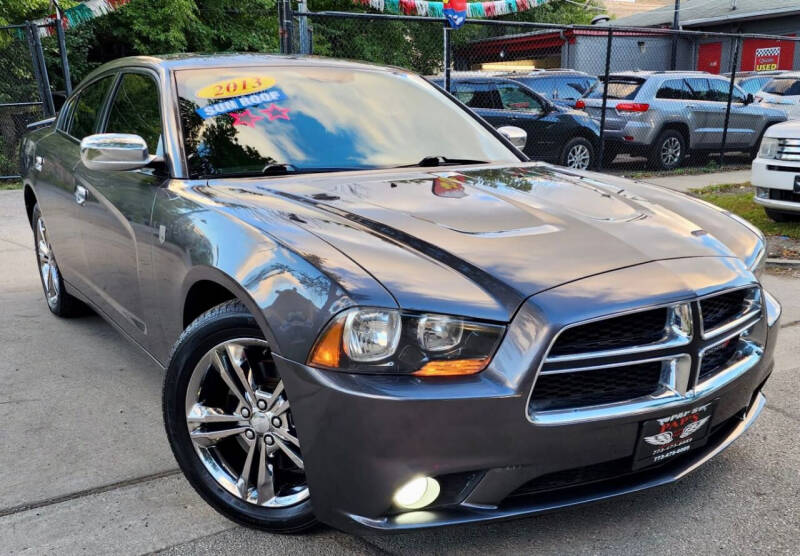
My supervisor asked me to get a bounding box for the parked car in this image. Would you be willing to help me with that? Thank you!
[757,72,800,119]
[752,119,800,221]
[433,75,600,169]
[579,71,787,170]
[729,71,785,96]
[501,69,599,108]
[20,54,780,534]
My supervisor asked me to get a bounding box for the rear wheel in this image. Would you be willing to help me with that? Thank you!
[648,129,686,170]
[560,137,595,170]
[765,208,800,222]
[32,205,86,317]
[163,301,316,533]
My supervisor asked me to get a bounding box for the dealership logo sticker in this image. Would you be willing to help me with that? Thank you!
[755,47,780,72]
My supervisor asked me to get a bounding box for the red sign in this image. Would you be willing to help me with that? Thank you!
[755,47,780,72]
[741,37,796,72]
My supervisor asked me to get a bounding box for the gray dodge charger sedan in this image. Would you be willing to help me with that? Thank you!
[19,54,781,533]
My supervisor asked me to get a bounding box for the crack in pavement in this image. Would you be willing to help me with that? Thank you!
[0,468,181,519]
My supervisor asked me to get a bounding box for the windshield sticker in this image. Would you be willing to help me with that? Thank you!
[197,76,277,99]
[260,103,290,121]
[231,109,264,128]
[195,87,288,119]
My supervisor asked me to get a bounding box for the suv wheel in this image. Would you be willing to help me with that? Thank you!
[561,137,595,170]
[765,208,800,222]
[32,204,86,317]
[649,130,685,170]
[163,300,317,533]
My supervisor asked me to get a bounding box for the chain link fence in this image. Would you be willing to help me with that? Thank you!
[287,8,800,172]
[0,21,65,181]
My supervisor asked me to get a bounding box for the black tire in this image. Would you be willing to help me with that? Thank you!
[163,300,317,533]
[648,129,686,170]
[559,136,595,170]
[765,208,800,222]
[31,204,87,317]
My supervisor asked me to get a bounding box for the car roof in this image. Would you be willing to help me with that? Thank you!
[80,53,408,83]
[503,70,591,78]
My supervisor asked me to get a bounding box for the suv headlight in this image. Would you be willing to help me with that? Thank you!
[749,245,766,280]
[758,137,779,159]
[308,307,505,376]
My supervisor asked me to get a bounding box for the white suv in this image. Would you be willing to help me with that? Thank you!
[752,119,800,221]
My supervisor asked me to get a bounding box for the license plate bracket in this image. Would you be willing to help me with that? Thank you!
[632,401,717,470]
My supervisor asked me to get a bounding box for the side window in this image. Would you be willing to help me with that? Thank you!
[527,77,556,98]
[496,83,543,113]
[67,76,113,140]
[104,73,163,154]
[656,79,689,100]
[556,77,590,101]
[731,84,747,103]
[453,82,501,109]
[707,79,733,102]
[686,78,711,101]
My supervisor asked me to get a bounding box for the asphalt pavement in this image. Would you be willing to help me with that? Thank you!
[1,188,798,555]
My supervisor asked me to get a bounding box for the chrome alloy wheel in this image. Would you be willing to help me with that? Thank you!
[35,216,60,309]
[660,136,682,167]
[185,339,309,508]
[566,143,591,169]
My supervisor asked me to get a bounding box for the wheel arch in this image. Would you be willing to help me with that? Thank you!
[24,184,37,229]
[660,121,690,147]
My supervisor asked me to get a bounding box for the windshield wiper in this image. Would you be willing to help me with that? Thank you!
[398,156,488,168]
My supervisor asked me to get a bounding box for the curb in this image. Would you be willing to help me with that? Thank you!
[766,258,800,268]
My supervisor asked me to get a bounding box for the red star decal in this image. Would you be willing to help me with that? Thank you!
[230,109,263,128]
[260,104,291,122]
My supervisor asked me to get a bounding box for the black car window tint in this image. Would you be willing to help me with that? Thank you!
[686,78,711,101]
[104,73,163,154]
[67,76,113,140]
[526,77,556,97]
[496,83,543,113]
[656,79,688,99]
[455,82,500,109]
[556,77,589,100]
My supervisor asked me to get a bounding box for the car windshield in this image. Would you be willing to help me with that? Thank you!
[176,66,518,178]
[585,78,644,100]
[762,78,800,96]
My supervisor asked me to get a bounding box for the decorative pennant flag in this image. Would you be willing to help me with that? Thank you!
[28,0,132,37]
[443,0,467,28]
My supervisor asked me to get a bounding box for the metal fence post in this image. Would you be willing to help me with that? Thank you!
[54,1,72,95]
[25,22,55,117]
[719,36,741,167]
[298,0,311,55]
[443,25,452,92]
[596,28,613,170]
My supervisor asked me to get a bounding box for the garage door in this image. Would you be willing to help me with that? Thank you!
[698,42,722,74]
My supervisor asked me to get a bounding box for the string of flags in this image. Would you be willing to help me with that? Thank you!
[29,0,132,37]
[352,0,552,29]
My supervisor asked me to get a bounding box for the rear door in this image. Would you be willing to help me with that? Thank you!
[685,77,725,147]
[73,70,165,346]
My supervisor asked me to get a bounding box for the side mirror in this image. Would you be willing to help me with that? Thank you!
[745,93,755,105]
[497,126,527,150]
[80,133,158,171]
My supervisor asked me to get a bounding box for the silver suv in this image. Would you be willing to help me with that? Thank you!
[580,71,787,170]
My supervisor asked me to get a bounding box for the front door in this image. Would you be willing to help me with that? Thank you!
[73,71,165,347]
[686,78,726,148]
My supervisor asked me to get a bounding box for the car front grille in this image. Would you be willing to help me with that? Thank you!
[528,286,762,419]
[777,138,800,161]
[549,308,668,357]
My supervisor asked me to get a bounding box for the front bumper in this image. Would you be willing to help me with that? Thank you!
[752,156,800,213]
[277,259,780,533]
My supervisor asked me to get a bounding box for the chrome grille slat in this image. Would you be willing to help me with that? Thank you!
[527,286,764,425]
[777,139,800,160]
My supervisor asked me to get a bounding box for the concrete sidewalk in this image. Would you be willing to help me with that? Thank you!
[640,169,751,193]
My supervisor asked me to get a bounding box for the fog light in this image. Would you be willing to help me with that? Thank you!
[756,187,769,199]
[392,476,441,510]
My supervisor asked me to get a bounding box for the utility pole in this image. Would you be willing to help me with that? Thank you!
[670,0,680,70]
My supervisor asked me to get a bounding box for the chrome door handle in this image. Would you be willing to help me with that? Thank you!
[74,184,87,206]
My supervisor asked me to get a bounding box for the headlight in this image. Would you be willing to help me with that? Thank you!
[308,307,505,376]
[758,137,779,159]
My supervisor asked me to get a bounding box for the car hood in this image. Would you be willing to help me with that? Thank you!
[210,163,757,321]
